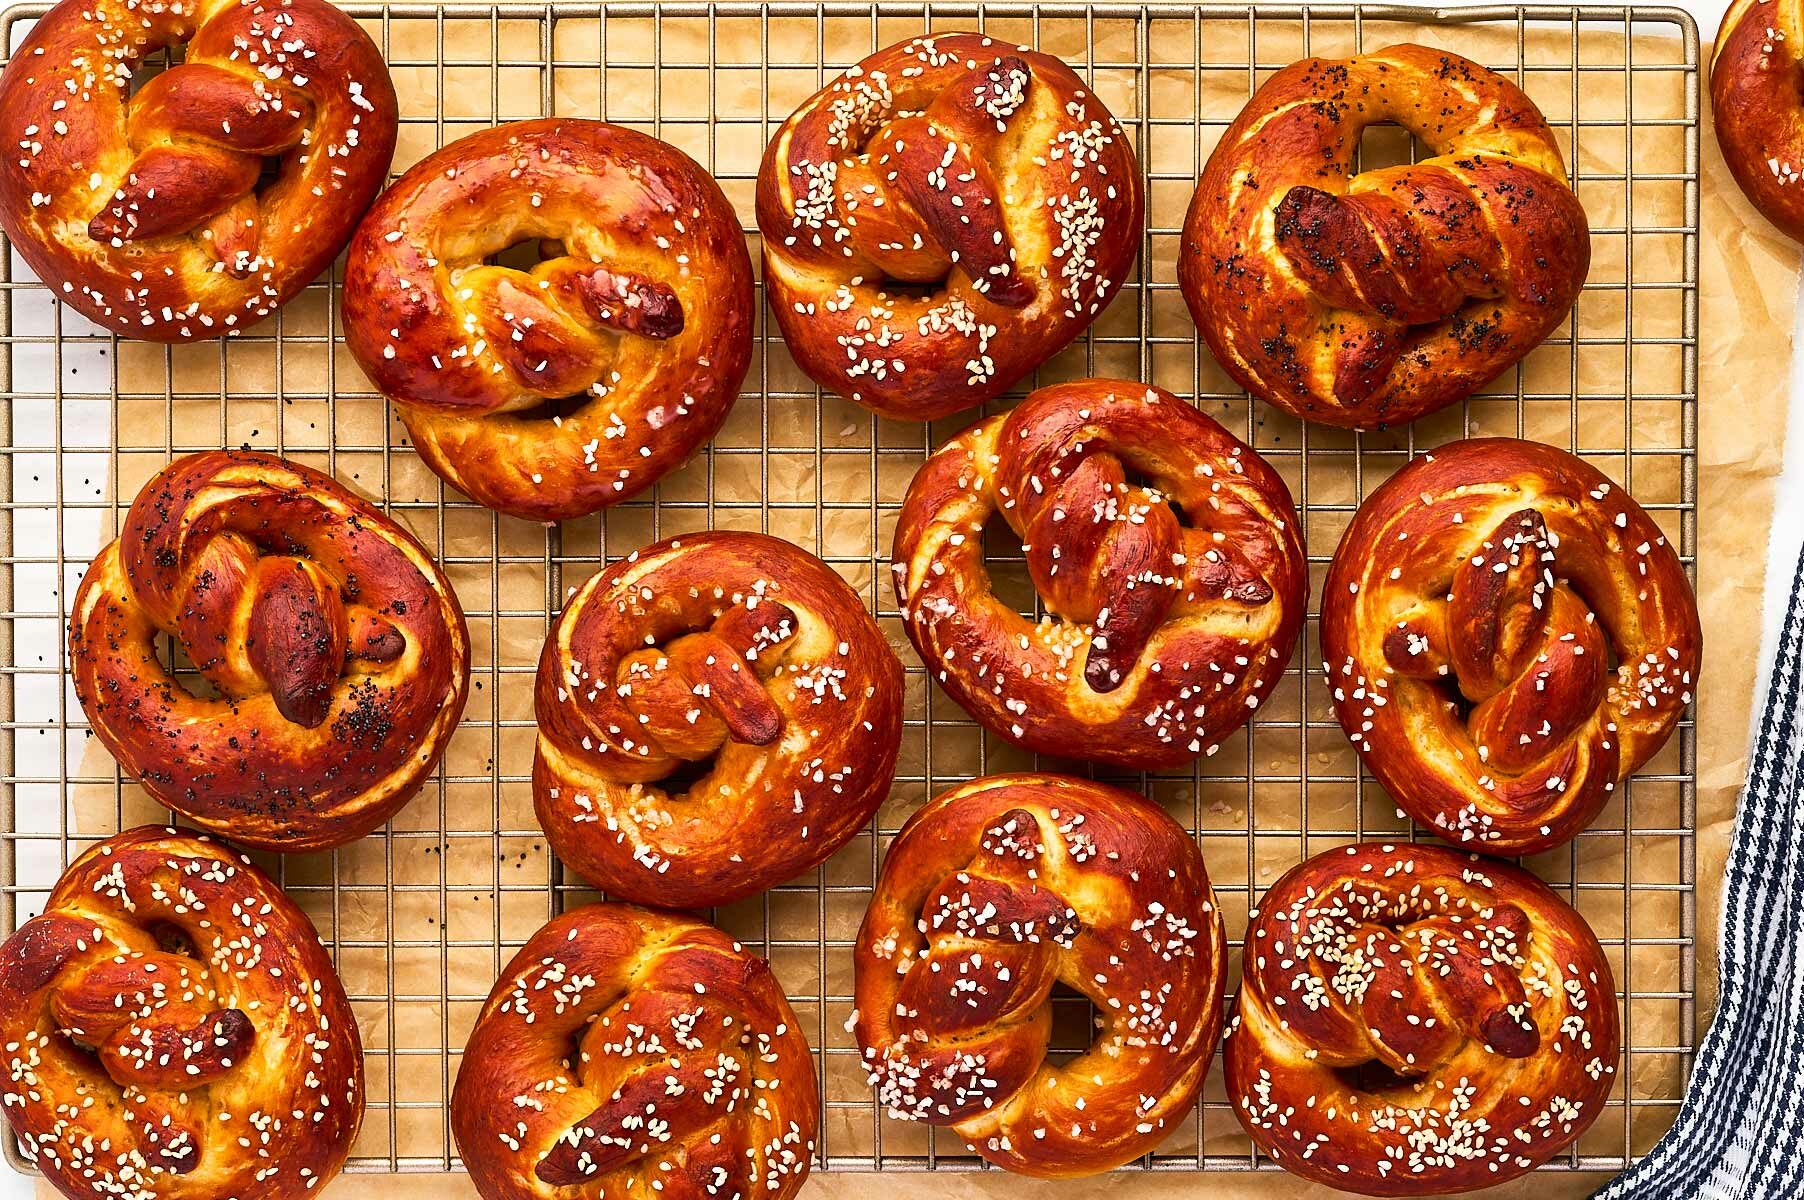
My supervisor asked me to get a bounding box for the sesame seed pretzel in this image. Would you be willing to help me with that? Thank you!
[891,379,1306,769]
[1712,0,1804,243]
[0,0,397,340]
[451,903,818,1200]
[69,450,471,852]
[853,773,1225,1178]
[1179,44,1590,429]
[533,531,903,908]
[1227,842,1619,1195]
[756,33,1143,421]
[342,119,755,523]
[0,826,362,1200]
[1321,438,1702,854]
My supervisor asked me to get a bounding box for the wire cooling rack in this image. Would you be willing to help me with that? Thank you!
[0,0,1699,1181]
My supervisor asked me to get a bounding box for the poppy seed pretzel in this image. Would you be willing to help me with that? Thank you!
[891,379,1307,769]
[1320,438,1701,854]
[69,450,471,852]
[1227,842,1619,1195]
[451,903,818,1200]
[0,0,397,340]
[853,773,1226,1178]
[1180,44,1589,429]
[343,119,755,523]
[533,531,903,908]
[757,32,1143,421]
[0,826,362,1200]
[1712,0,1804,243]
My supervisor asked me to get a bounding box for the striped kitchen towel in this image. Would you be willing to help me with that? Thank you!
[1596,546,1804,1198]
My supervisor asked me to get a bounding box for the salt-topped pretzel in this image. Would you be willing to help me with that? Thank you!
[891,378,1306,768]
[1227,842,1619,1194]
[534,531,903,908]
[1180,44,1589,428]
[452,903,817,1200]
[1713,0,1804,243]
[69,450,471,852]
[0,826,361,1200]
[1321,438,1701,854]
[343,119,754,523]
[0,0,397,340]
[853,773,1225,1178]
[756,32,1143,421]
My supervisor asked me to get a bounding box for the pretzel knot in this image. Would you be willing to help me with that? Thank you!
[0,0,397,340]
[1320,438,1701,854]
[343,119,755,523]
[534,531,903,908]
[854,774,1225,1178]
[0,827,362,1200]
[1226,842,1619,1195]
[1179,43,1589,428]
[892,379,1306,769]
[1713,0,1804,243]
[757,33,1144,420]
[451,904,818,1200]
[69,450,471,852]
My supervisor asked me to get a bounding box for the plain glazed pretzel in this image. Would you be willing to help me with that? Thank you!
[451,903,817,1200]
[1713,0,1804,243]
[534,530,903,908]
[69,450,471,852]
[891,378,1307,768]
[1180,44,1590,429]
[1320,438,1702,854]
[757,32,1143,421]
[342,119,755,523]
[1227,842,1619,1195]
[0,826,362,1200]
[853,773,1225,1178]
[0,0,397,341]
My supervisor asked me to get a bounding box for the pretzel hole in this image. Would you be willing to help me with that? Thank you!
[151,921,200,960]
[1334,1059,1421,1094]
[655,750,721,796]
[980,513,1038,616]
[153,634,226,701]
[1117,462,1192,529]
[485,238,553,273]
[1355,123,1425,175]
[1041,981,1099,1067]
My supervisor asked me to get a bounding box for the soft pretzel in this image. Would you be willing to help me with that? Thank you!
[1713,0,1804,242]
[534,531,902,908]
[0,0,397,341]
[0,826,362,1200]
[451,903,817,1200]
[853,773,1225,1177]
[891,379,1306,768]
[756,33,1143,421]
[1227,842,1619,1195]
[343,119,754,522]
[1180,44,1589,428]
[1321,438,1701,853]
[70,450,471,851]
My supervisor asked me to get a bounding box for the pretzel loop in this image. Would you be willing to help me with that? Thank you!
[0,827,363,1200]
[854,774,1226,1179]
[1321,438,1700,853]
[1713,0,1804,243]
[69,451,470,852]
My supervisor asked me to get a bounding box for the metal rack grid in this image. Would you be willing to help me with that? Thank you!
[0,0,1699,1180]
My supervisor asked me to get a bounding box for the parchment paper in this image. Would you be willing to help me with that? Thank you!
[42,10,1798,1200]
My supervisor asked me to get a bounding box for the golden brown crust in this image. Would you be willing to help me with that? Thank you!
[0,826,363,1200]
[1179,44,1589,428]
[756,32,1143,421]
[0,0,397,340]
[451,903,818,1200]
[853,773,1225,1178]
[1712,0,1804,243]
[69,450,471,852]
[1226,842,1619,1195]
[343,119,754,522]
[891,378,1306,768]
[533,530,903,908]
[1320,438,1701,853]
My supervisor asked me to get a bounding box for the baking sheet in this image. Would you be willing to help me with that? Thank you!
[8,3,1788,1196]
